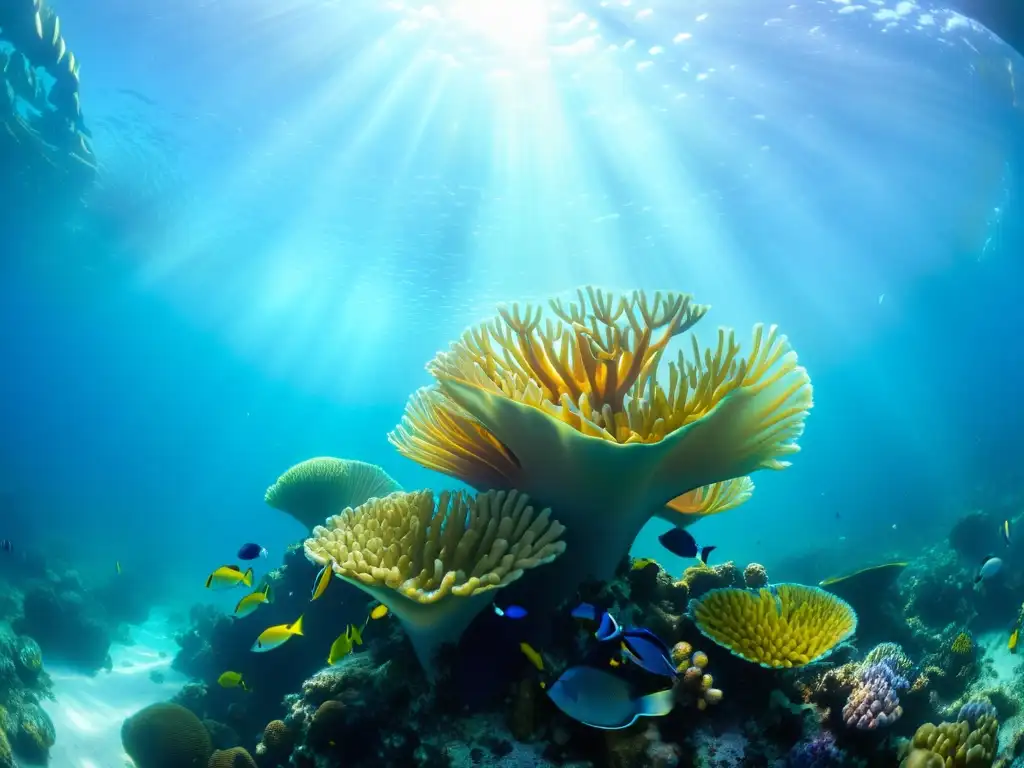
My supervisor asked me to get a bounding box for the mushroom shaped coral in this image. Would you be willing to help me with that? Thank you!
[688,583,857,669]
[389,287,812,605]
[303,489,565,676]
[265,457,402,530]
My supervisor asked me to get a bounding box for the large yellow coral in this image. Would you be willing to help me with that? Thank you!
[688,583,857,668]
[390,287,811,602]
[304,489,565,676]
[902,716,998,768]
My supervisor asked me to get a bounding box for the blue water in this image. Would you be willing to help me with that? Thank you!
[0,0,1021,615]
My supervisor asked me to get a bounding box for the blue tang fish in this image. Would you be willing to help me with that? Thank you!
[493,604,528,619]
[547,666,674,729]
[657,528,716,564]
[573,605,677,678]
[237,543,268,560]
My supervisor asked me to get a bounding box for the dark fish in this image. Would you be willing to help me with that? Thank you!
[0,540,11,553]
[657,528,715,564]
[237,543,268,560]
[547,666,674,729]
[493,604,528,619]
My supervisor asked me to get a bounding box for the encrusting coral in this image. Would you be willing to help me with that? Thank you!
[303,489,566,676]
[688,583,857,668]
[265,457,402,530]
[389,286,813,603]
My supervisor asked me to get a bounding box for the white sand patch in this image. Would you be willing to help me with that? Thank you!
[29,615,187,768]
[974,629,1023,753]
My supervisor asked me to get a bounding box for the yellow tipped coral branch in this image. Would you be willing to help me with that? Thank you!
[389,286,812,604]
[688,583,857,669]
[303,489,565,676]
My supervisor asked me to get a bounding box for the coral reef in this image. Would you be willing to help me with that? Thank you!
[264,457,402,531]
[121,702,214,768]
[303,488,566,674]
[389,286,813,606]
[842,660,909,729]
[688,584,857,668]
[902,714,998,766]
[0,620,56,765]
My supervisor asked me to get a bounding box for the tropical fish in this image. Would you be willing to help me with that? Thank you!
[51,15,59,45]
[116,561,121,575]
[571,602,604,622]
[327,624,363,665]
[1010,629,1019,654]
[546,666,674,729]
[1003,520,1012,547]
[237,543,268,560]
[369,604,389,620]
[657,528,716,564]
[252,615,303,652]
[976,555,1003,584]
[631,558,657,571]
[493,604,528,619]
[520,642,544,673]
[311,560,334,601]
[0,540,11,553]
[206,565,253,590]
[588,611,676,677]
[33,11,42,38]
[234,585,272,619]
[56,36,65,65]
[217,671,248,691]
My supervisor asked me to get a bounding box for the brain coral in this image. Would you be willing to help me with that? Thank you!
[304,488,565,675]
[208,747,257,768]
[389,286,812,605]
[688,583,857,668]
[121,702,213,768]
[265,457,402,530]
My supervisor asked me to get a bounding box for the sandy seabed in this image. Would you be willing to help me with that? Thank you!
[30,614,186,768]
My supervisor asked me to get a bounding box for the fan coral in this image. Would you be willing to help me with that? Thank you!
[121,702,213,768]
[656,477,755,526]
[208,747,256,768]
[389,287,812,603]
[688,583,857,668]
[842,660,909,730]
[743,563,770,589]
[902,715,998,767]
[304,489,565,676]
[265,457,402,530]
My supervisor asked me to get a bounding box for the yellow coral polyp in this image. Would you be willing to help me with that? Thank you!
[389,287,812,603]
[303,489,566,676]
[688,583,857,669]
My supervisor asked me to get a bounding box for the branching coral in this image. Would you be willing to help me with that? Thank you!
[265,457,402,530]
[389,287,812,602]
[303,489,565,676]
[688,583,857,668]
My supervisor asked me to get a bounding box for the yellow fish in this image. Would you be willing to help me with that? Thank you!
[56,36,65,64]
[115,561,121,575]
[311,560,334,601]
[252,615,303,653]
[1010,629,1019,654]
[1003,519,1012,547]
[631,558,657,571]
[370,604,389,620]
[51,15,59,45]
[217,671,247,691]
[206,565,253,590]
[234,584,271,618]
[520,642,544,672]
[349,623,363,647]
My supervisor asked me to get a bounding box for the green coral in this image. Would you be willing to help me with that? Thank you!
[902,714,998,767]
[864,642,913,675]
[265,457,402,530]
[121,702,213,768]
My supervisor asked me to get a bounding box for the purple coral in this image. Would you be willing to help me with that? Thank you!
[842,660,909,730]
[787,733,844,767]
[957,700,997,727]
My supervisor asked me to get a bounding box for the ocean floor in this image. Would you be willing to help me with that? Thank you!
[976,629,1024,753]
[33,614,186,768]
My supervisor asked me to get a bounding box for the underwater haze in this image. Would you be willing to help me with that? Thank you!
[0,0,1022,763]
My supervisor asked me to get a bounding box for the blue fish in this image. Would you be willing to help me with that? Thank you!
[572,605,676,678]
[493,604,528,619]
[547,666,674,729]
[657,528,716,564]
[237,543,268,561]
